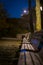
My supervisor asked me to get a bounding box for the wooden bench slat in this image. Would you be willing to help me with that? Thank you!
[28,44,32,49]
[18,43,43,65]
[29,44,35,50]
[18,52,25,65]
[28,43,42,65]
[35,53,43,65]
[30,52,41,65]
[25,52,33,65]
[28,44,35,50]
[21,44,25,49]
[24,44,28,49]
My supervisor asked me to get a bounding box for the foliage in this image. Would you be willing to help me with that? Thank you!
[0,3,9,38]
[0,3,29,38]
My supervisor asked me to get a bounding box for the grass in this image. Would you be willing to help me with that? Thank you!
[0,40,21,46]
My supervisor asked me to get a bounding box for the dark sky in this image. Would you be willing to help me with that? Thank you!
[0,0,35,18]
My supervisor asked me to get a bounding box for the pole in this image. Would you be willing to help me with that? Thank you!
[28,0,34,32]
[36,0,41,31]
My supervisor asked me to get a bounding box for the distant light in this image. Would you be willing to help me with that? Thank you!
[24,10,27,13]
[21,14,23,16]
[40,6,42,11]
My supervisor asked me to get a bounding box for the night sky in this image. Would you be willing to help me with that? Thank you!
[0,0,35,18]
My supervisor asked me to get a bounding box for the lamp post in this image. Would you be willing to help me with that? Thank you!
[36,0,41,31]
[28,0,34,32]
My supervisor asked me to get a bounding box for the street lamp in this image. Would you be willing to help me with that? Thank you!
[23,10,29,15]
[23,10,27,13]
[40,6,42,11]
[21,10,27,17]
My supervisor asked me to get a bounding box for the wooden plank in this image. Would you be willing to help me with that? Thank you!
[30,52,41,65]
[28,43,42,65]
[21,44,25,49]
[18,52,25,65]
[28,44,32,49]
[28,44,35,50]
[35,53,43,65]
[25,52,33,65]
[29,44,35,51]
[18,43,43,65]
[24,44,28,49]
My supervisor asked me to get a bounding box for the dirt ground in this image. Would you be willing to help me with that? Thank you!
[0,40,21,65]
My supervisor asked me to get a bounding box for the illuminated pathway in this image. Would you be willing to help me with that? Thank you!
[18,43,43,65]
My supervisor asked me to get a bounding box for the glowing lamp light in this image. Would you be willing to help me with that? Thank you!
[24,10,27,13]
[21,14,23,16]
[40,6,42,11]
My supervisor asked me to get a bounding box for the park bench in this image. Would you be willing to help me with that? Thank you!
[18,42,43,65]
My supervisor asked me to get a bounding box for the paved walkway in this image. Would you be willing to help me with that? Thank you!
[18,42,43,65]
